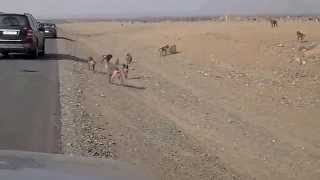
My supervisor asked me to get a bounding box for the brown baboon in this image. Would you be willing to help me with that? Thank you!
[159,45,170,57]
[121,63,129,79]
[270,19,278,28]
[119,53,133,79]
[169,45,177,54]
[126,53,133,65]
[296,31,306,41]
[101,54,113,73]
[102,54,123,84]
[88,56,96,71]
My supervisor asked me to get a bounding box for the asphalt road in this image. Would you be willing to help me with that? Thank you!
[0,39,61,153]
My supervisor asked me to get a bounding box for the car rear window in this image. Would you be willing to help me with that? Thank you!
[0,15,29,28]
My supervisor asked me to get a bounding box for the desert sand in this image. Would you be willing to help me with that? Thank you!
[59,21,320,180]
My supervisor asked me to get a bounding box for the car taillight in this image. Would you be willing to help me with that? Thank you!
[27,29,33,37]
[23,28,33,41]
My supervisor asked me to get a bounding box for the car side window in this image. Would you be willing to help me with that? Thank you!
[31,16,37,28]
[27,15,35,29]
[30,15,39,30]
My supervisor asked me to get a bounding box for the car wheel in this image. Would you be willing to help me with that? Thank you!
[29,48,39,59]
[1,52,9,57]
[39,41,45,56]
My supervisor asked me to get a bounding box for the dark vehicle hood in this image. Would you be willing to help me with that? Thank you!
[0,150,152,180]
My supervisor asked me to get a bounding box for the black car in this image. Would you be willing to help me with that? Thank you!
[0,13,45,58]
[40,23,57,38]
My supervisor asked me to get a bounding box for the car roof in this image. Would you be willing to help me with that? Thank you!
[0,13,29,17]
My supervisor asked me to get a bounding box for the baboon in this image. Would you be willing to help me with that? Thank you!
[270,19,278,28]
[88,56,96,71]
[110,67,124,84]
[121,63,129,79]
[101,54,113,73]
[296,31,306,41]
[126,53,133,65]
[169,45,177,54]
[102,54,123,84]
[159,45,170,57]
[120,53,133,79]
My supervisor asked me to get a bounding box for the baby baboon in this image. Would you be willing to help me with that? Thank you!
[270,19,278,28]
[169,45,177,54]
[296,31,306,41]
[88,56,96,71]
[159,45,170,57]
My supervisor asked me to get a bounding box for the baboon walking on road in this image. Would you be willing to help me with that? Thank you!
[270,19,278,28]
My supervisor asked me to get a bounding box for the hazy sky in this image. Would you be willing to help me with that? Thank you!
[1,0,320,18]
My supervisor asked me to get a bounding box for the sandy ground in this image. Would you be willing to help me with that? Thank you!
[58,21,320,180]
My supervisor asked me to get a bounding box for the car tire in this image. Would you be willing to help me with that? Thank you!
[29,48,39,59]
[39,41,45,56]
[2,52,9,57]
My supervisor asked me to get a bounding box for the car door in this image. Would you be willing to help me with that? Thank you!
[33,16,44,49]
[29,15,43,49]
[26,15,37,47]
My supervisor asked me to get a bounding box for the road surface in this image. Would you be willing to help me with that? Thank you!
[0,39,61,153]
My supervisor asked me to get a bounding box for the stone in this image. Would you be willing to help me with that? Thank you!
[277,43,285,47]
